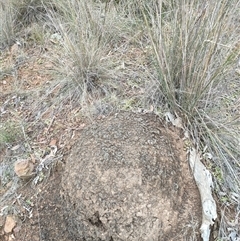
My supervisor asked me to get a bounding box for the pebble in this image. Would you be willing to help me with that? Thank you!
[4,215,16,233]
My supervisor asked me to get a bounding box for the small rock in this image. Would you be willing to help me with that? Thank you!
[13,225,21,233]
[14,159,34,179]
[4,215,16,233]
[9,234,16,241]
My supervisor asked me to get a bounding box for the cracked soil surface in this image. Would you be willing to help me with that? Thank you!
[61,112,202,241]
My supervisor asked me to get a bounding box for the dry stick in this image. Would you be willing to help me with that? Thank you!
[46,116,55,134]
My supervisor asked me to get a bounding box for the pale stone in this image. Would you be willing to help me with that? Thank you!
[14,159,34,178]
[4,216,16,233]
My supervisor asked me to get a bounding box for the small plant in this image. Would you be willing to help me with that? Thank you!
[213,166,224,183]
[0,122,21,148]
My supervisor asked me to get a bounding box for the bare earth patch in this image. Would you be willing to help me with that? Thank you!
[2,111,203,241]
[62,112,202,241]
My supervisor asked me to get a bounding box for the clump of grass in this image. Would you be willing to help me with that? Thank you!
[143,0,240,197]
[12,0,48,26]
[0,0,52,48]
[46,0,130,108]
[0,1,15,47]
[48,0,107,98]
[140,2,240,239]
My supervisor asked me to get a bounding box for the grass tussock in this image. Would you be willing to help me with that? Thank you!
[46,0,125,103]
[0,1,15,47]
[143,0,240,195]
[0,0,52,47]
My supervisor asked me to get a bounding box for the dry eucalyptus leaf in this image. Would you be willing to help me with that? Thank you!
[189,148,217,241]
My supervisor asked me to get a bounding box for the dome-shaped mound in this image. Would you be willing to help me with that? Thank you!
[62,112,201,241]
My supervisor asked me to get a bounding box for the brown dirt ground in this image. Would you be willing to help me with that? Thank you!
[61,112,202,241]
[0,112,204,241]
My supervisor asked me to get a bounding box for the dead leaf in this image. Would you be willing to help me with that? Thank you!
[49,139,57,146]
